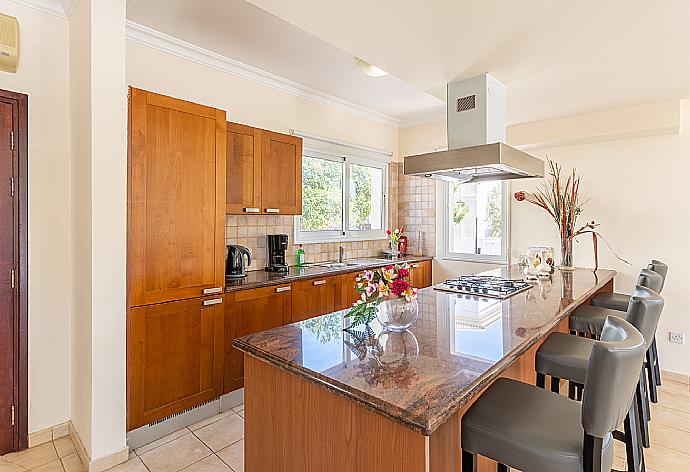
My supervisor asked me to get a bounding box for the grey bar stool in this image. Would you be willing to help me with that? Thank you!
[591,260,668,393]
[570,266,666,404]
[535,286,664,470]
[461,317,646,472]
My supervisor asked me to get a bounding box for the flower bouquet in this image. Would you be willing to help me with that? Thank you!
[345,263,419,330]
[386,227,404,258]
[514,160,628,271]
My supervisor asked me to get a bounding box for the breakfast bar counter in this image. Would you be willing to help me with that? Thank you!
[233,266,616,472]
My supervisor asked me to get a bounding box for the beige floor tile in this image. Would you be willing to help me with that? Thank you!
[230,405,243,415]
[650,421,690,454]
[139,434,211,472]
[193,415,243,452]
[188,410,236,432]
[657,390,690,414]
[217,440,243,472]
[32,459,65,472]
[0,461,26,472]
[3,443,58,470]
[60,454,84,472]
[106,456,148,472]
[181,455,231,472]
[133,428,189,455]
[643,443,690,471]
[659,380,690,396]
[53,438,75,459]
[650,404,690,433]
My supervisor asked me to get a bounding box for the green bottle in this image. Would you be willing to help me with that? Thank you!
[297,244,305,267]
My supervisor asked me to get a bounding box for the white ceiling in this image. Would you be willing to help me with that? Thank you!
[244,0,690,125]
[126,0,445,123]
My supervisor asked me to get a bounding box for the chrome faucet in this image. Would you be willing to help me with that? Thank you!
[339,246,345,263]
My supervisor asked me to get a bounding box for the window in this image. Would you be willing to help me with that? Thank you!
[296,153,387,243]
[443,180,509,263]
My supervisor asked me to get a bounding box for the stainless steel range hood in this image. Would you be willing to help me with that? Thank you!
[404,74,544,182]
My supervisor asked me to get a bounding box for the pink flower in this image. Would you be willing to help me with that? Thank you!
[391,278,410,296]
[397,268,410,279]
[385,265,393,270]
[386,229,392,235]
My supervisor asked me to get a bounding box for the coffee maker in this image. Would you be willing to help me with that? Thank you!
[266,234,289,272]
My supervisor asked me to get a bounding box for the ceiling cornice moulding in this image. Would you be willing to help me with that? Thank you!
[11,0,67,18]
[398,107,446,128]
[125,21,401,128]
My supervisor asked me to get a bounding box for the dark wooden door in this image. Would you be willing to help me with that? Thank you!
[128,88,227,307]
[291,277,337,323]
[0,100,15,455]
[226,122,262,215]
[225,284,292,392]
[261,131,302,215]
[127,296,225,431]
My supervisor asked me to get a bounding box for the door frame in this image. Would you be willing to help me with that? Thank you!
[0,89,28,451]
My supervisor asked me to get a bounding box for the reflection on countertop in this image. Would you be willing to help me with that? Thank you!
[224,255,432,292]
[233,266,615,436]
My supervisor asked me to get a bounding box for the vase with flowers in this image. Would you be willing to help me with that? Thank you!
[345,263,419,331]
[386,227,404,259]
[514,160,628,271]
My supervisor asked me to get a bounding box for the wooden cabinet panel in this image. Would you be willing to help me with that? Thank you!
[261,131,302,215]
[128,88,227,306]
[291,277,337,323]
[337,271,361,312]
[409,260,433,289]
[128,296,225,430]
[225,284,292,393]
[226,123,262,214]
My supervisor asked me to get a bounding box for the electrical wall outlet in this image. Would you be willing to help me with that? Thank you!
[669,331,686,345]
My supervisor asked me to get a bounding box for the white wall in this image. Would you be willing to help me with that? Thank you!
[0,0,71,434]
[126,41,399,159]
[400,99,690,376]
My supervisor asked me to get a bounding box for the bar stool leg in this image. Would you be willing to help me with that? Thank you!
[461,449,476,472]
[536,372,546,389]
[636,373,651,448]
[646,350,659,403]
[497,464,510,471]
[551,376,560,394]
[568,381,576,400]
[651,336,661,386]
[583,434,605,472]
[624,401,646,472]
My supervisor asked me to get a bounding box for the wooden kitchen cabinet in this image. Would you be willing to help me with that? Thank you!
[291,276,337,323]
[127,296,225,431]
[128,88,227,307]
[261,131,302,215]
[225,123,303,215]
[337,271,361,312]
[226,122,262,214]
[225,284,292,392]
[409,260,433,289]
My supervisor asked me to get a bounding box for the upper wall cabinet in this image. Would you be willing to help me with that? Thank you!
[128,88,227,307]
[226,123,302,215]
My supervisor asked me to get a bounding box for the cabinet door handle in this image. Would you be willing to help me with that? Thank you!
[243,207,260,213]
[313,280,326,286]
[275,286,291,293]
[202,298,223,306]
[411,264,420,268]
[202,287,223,295]
[265,208,280,213]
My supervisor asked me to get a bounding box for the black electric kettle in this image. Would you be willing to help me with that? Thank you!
[226,245,252,279]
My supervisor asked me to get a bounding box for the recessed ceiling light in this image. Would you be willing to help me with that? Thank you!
[354,58,388,77]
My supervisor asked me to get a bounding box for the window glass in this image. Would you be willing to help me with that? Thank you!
[300,156,343,232]
[448,181,504,258]
[349,164,384,231]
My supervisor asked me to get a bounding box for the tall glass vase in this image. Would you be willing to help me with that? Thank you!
[559,236,574,271]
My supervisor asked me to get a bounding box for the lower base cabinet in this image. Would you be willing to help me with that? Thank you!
[291,277,337,323]
[127,296,225,431]
[409,260,433,289]
[224,284,292,393]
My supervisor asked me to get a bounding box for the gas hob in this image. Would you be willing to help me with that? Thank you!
[434,275,532,299]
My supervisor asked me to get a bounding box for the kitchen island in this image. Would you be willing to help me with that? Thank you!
[233,266,615,472]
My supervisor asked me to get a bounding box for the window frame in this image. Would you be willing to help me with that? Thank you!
[441,180,511,264]
[295,152,388,244]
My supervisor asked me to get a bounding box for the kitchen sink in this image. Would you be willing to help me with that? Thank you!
[314,261,362,268]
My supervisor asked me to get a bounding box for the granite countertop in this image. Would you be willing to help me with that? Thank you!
[233,265,616,436]
[225,255,433,292]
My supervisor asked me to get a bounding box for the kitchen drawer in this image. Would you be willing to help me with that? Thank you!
[291,276,337,323]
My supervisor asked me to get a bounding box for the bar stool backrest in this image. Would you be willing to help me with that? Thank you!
[648,260,668,292]
[625,285,664,348]
[636,268,663,294]
[581,317,646,438]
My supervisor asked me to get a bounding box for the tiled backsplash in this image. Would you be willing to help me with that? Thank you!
[225,162,437,271]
